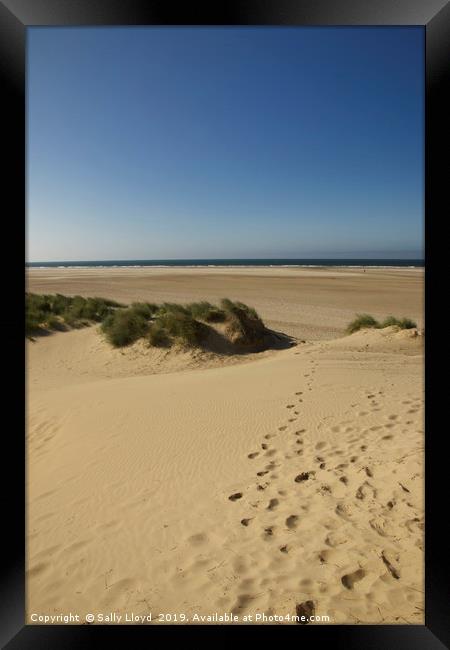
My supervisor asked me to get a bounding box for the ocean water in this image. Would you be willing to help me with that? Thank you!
[26,259,424,269]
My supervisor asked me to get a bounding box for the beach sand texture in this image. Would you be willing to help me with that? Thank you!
[26,267,424,624]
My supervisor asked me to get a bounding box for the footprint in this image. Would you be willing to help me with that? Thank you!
[325,531,348,547]
[267,498,279,511]
[188,533,208,546]
[355,482,375,500]
[295,600,315,624]
[286,514,299,529]
[369,517,388,537]
[341,569,365,590]
[335,503,352,520]
[229,492,243,501]
[248,452,259,459]
[27,562,49,578]
[241,518,252,527]
[295,472,313,483]
[231,594,256,615]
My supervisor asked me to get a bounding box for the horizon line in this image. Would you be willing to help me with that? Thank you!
[26,256,425,265]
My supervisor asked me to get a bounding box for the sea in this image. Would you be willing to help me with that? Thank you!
[26,259,424,269]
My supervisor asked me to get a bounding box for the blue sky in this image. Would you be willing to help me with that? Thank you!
[27,27,424,261]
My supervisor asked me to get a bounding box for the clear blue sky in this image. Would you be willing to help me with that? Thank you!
[27,27,424,261]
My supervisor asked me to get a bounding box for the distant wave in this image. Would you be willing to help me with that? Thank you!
[26,258,424,269]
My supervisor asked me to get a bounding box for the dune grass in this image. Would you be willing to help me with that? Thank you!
[380,316,417,330]
[101,298,266,348]
[148,321,171,347]
[186,301,227,323]
[155,311,207,346]
[26,293,123,337]
[27,293,267,350]
[346,314,380,334]
[219,298,266,346]
[101,308,149,347]
[347,313,417,334]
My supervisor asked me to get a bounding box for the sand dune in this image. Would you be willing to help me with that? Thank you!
[27,324,424,624]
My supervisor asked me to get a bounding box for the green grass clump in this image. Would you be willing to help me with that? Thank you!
[347,313,417,334]
[346,314,380,334]
[45,315,66,331]
[130,302,159,319]
[49,293,73,315]
[220,298,260,320]
[101,309,150,347]
[156,302,190,317]
[186,301,226,323]
[148,321,171,347]
[380,316,417,329]
[26,293,123,335]
[26,310,45,336]
[155,311,206,347]
[26,293,54,336]
[61,295,121,323]
[220,298,266,346]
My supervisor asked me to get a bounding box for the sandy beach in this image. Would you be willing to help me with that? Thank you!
[26,267,424,624]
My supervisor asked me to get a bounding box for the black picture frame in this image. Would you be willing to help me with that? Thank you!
[2,0,448,647]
